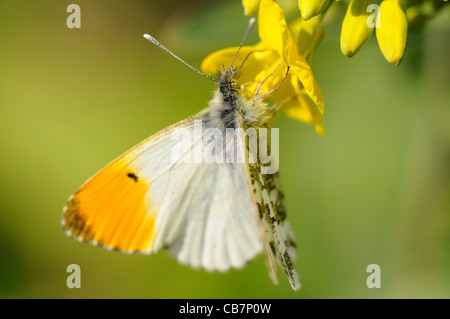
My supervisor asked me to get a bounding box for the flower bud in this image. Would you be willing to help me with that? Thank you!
[376,0,408,66]
[340,0,376,57]
[298,0,330,21]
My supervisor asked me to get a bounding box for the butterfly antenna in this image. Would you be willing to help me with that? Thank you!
[255,64,290,102]
[231,17,257,68]
[235,50,255,74]
[143,34,216,82]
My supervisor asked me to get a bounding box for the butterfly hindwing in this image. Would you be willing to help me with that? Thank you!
[234,114,300,290]
[249,162,301,290]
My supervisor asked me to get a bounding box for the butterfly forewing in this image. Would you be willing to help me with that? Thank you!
[62,112,205,253]
[62,110,264,271]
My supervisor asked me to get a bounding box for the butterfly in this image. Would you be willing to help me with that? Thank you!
[61,21,301,291]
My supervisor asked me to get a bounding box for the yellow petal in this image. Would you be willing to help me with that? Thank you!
[268,74,324,135]
[242,0,261,16]
[200,45,266,84]
[288,56,324,113]
[258,0,292,58]
[375,0,408,66]
[264,67,298,103]
[298,0,331,21]
[259,0,324,112]
[201,47,239,75]
[252,58,285,95]
[340,0,376,57]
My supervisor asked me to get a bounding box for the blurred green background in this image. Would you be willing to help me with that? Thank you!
[0,0,449,298]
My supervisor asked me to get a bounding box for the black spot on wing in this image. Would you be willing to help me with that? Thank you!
[127,172,138,182]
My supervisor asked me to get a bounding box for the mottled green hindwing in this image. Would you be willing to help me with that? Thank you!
[241,121,300,290]
[249,161,300,290]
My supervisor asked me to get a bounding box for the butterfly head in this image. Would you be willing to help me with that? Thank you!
[217,66,240,95]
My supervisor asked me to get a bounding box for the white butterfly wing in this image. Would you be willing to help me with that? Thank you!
[63,110,263,271]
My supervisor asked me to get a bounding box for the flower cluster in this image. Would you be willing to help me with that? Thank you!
[341,0,409,66]
[201,0,447,135]
[342,0,447,65]
[202,0,325,135]
[245,0,447,65]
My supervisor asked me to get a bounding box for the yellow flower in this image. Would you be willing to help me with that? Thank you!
[375,0,408,66]
[242,0,261,16]
[202,0,324,135]
[257,0,324,112]
[298,0,330,21]
[243,0,438,67]
[340,0,376,57]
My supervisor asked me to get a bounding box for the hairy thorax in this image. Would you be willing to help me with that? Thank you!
[207,67,271,131]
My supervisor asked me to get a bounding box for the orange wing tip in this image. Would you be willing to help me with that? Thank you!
[62,194,95,240]
[61,160,158,253]
[62,199,155,255]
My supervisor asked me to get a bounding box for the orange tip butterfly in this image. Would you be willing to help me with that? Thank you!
[62,18,301,291]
